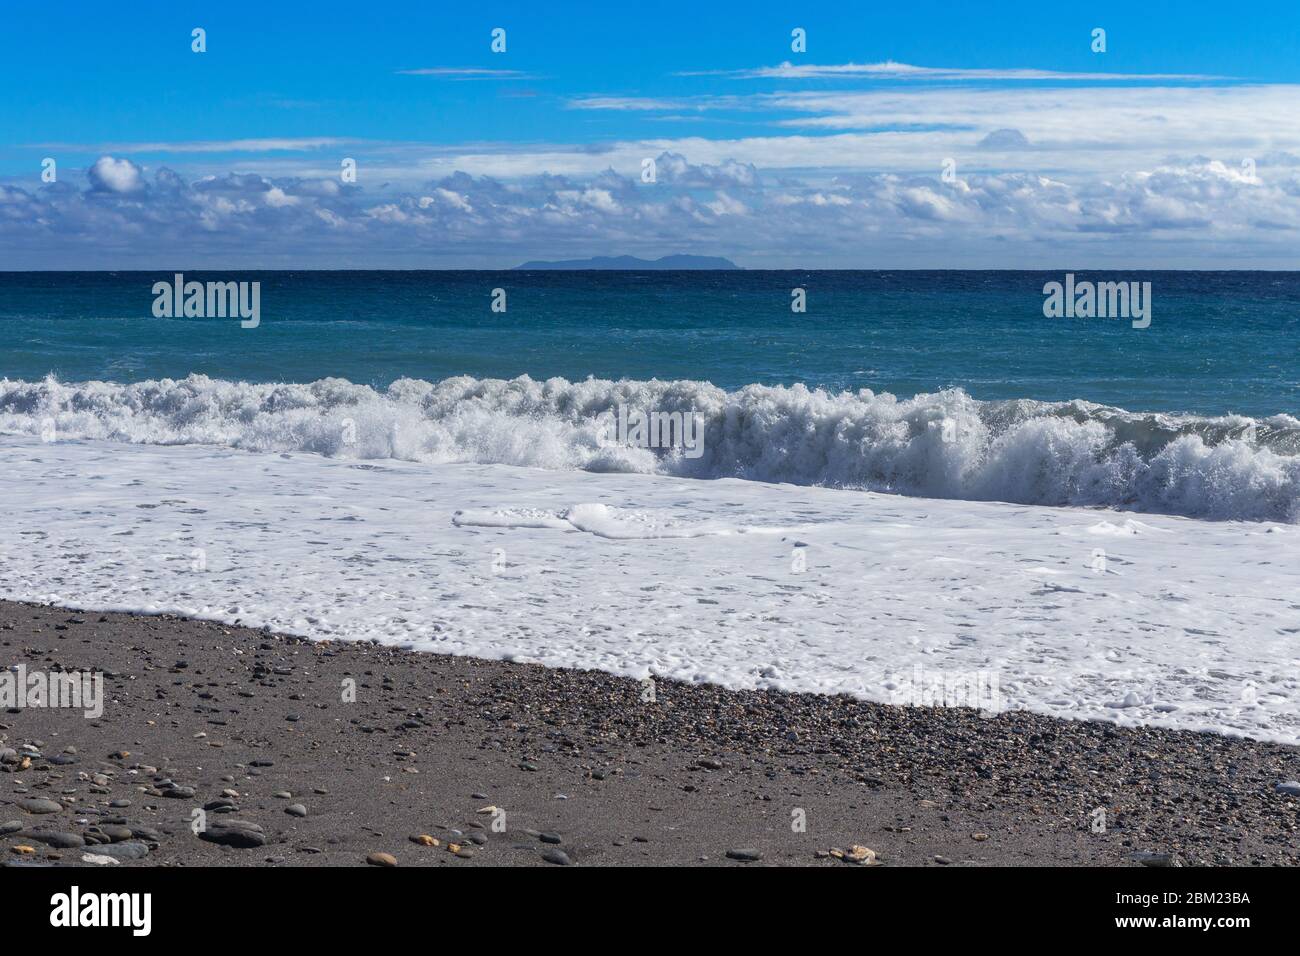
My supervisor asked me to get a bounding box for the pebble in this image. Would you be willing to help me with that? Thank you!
[1275,781,1300,797]
[126,824,163,843]
[16,798,62,814]
[541,848,572,865]
[844,845,878,865]
[410,834,440,847]
[366,852,398,867]
[90,841,151,861]
[539,832,562,845]
[200,820,268,848]
[27,831,85,849]
[285,804,308,818]
[725,848,762,862]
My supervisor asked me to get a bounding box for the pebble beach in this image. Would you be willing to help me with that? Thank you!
[4,600,1298,867]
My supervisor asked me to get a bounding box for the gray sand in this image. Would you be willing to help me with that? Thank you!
[2,601,1297,866]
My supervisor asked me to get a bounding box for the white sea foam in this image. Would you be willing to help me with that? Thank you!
[1,373,1298,521]
[3,434,1298,743]
[453,504,789,539]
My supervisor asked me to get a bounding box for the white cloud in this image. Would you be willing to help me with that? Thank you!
[9,48,1300,276]
[36,138,362,154]
[678,60,1229,81]
[87,156,144,193]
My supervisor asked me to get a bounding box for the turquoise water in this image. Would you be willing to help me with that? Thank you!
[1,270,1296,416]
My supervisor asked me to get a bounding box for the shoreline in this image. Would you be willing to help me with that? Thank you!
[3,600,1298,866]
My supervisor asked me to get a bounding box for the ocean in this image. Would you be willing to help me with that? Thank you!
[2,270,1298,742]
[2,270,1297,521]
[2,270,1296,415]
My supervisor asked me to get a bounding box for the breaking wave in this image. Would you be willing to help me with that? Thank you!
[3,373,1298,522]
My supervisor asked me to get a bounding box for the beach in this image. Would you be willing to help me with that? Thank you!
[4,599,1298,867]
[1,275,1298,869]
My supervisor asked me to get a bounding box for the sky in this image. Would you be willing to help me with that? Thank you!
[2,0,1299,269]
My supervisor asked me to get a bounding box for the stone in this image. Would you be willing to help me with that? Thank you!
[16,798,62,814]
[845,845,878,865]
[27,831,85,849]
[366,852,397,867]
[200,820,267,848]
[90,841,150,861]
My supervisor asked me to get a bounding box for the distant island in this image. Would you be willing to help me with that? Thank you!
[512,254,741,271]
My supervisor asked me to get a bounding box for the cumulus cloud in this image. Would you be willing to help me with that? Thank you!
[2,149,1298,268]
[87,156,144,193]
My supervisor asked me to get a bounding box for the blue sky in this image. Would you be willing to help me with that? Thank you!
[2,0,1299,267]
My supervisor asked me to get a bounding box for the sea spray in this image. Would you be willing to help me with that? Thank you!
[1,373,1297,522]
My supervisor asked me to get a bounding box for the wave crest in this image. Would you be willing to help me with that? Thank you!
[2,373,1297,522]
